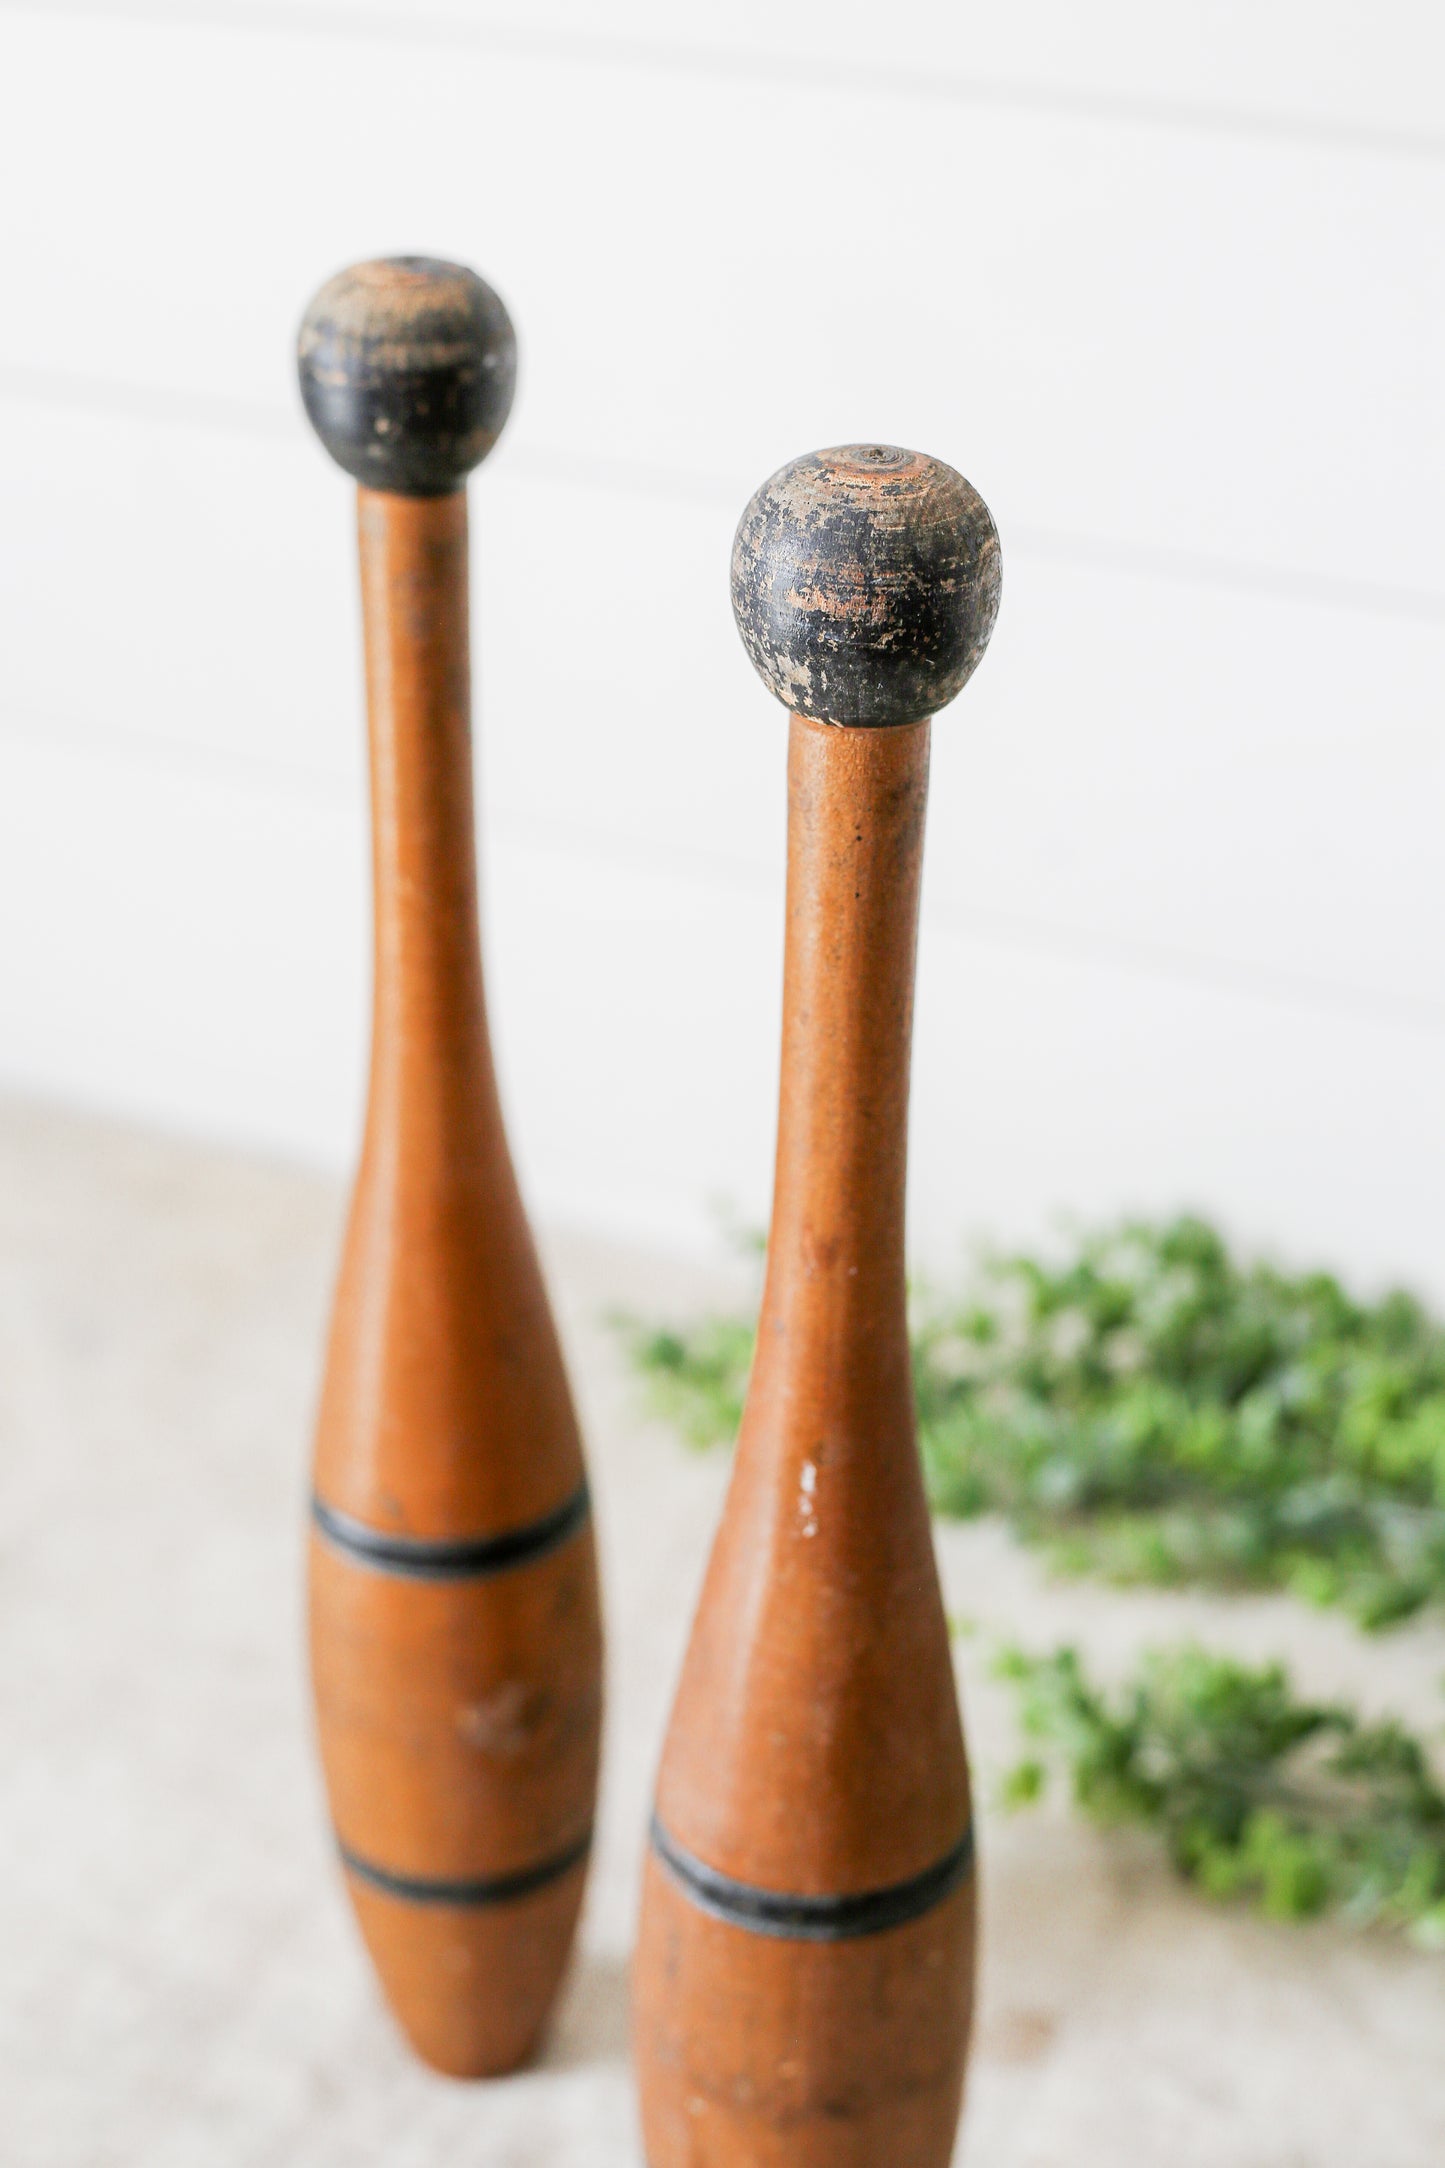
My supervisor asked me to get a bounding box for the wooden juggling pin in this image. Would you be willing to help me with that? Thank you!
[634,445,1001,2165]
[298,257,603,2078]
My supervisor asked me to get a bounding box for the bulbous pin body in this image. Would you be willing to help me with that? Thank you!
[299,259,602,2077]
[634,447,999,2164]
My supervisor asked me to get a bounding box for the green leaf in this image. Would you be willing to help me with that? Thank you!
[997,1643,1445,1944]
[617,1214,1445,1625]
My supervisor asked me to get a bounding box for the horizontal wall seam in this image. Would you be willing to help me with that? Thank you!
[3,0,1441,164]
[0,704,1440,1039]
[2,368,1441,629]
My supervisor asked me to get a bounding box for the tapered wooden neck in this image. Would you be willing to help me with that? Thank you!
[356,488,496,1123]
[752,713,930,1425]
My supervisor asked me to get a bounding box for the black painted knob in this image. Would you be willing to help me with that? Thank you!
[731,445,1001,727]
[297,256,516,496]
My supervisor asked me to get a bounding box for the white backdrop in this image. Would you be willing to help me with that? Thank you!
[0,2,1441,1291]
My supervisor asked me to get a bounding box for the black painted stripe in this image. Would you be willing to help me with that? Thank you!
[339,1828,593,1908]
[649,1816,974,1942]
[311,1481,590,1580]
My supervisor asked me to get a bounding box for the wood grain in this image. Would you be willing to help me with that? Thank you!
[307,469,601,2075]
[634,715,974,2162]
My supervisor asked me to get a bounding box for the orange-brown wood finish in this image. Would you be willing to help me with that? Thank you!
[635,717,971,2162]
[307,487,602,2076]
[634,445,1000,2165]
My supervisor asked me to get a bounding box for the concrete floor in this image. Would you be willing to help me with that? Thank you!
[0,1096,1440,2166]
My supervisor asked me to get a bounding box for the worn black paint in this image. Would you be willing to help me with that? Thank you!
[339,1828,594,1908]
[650,1816,975,1941]
[311,1482,591,1580]
[297,256,515,495]
[731,445,1001,728]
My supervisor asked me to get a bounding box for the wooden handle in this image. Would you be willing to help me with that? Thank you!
[635,445,1000,2167]
[298,260,601,2080]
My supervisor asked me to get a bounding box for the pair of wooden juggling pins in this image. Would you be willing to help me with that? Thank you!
[300,256,1000,2166]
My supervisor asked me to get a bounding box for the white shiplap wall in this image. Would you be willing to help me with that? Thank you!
[0,2,1441,1290]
